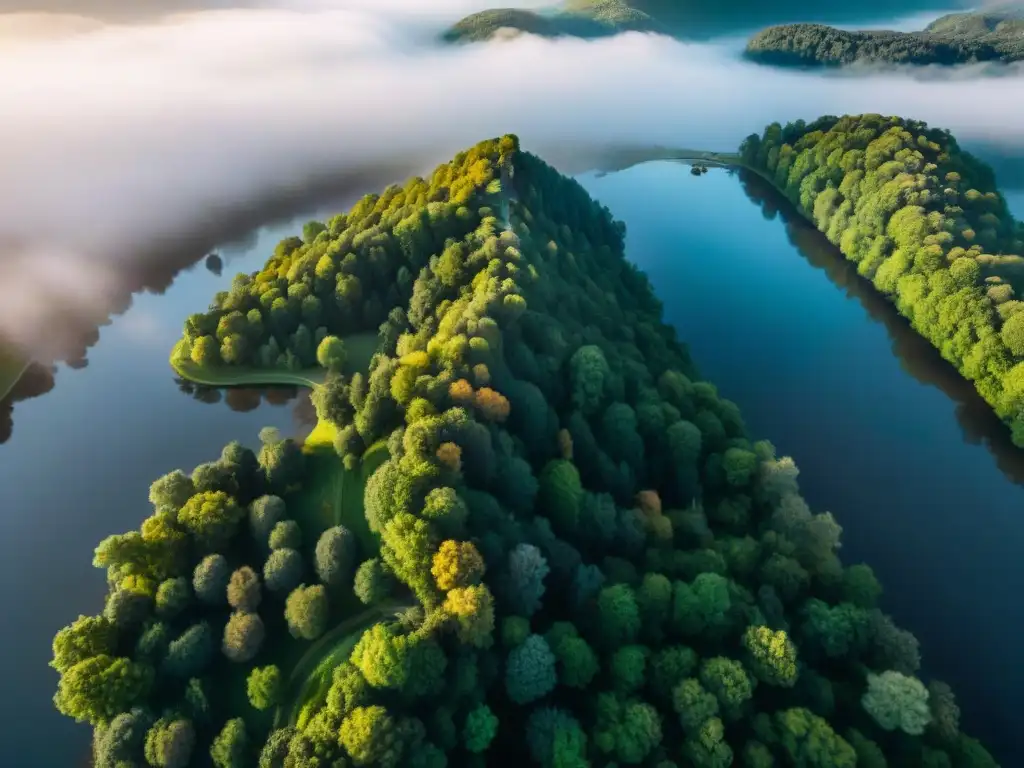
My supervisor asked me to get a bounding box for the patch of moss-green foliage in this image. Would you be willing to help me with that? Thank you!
[741,114,1024,448]
[54,134,997,767]
[745,7,1024,68]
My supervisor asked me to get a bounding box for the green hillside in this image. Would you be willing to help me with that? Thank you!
[444,0,967,43]
[745,7,1024,68]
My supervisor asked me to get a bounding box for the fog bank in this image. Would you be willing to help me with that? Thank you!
[2,0,1022,358]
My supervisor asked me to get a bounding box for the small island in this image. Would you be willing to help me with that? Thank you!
[745,6,1024,69]
[51,136,999,766]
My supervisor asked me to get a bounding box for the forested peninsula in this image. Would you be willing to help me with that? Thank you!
[50,135,999,766]
[745,7,1024,68]
[740,114,1024,446]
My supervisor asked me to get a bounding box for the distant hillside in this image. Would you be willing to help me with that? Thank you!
[443,0,968,43]
[745,6,1024,67]
[441,2,664,43]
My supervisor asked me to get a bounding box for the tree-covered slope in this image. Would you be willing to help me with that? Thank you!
[53,136,999,767]
[441,1,664,44]
[745,7,1024,68]
[741,114,1024,446]
[443,0,967,43]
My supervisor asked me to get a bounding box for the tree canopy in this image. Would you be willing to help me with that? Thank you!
[58,134,996,767]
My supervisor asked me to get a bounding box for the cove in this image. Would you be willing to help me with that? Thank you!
[0,219,322,764]
[578,162,1024,762]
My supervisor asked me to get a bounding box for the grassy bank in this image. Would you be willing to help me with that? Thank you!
[276,599,412,730]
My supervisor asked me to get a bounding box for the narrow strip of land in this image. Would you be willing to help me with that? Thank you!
[171,359,325,389]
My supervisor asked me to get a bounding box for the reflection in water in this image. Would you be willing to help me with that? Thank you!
[205,253,223,276]
[173,377,303,414]
[0,164,406,445]
[737,169,1024,484]
[0,362,55,445]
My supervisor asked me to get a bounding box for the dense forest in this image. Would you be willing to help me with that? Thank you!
[53,136,999,766]
[741,114,1024,446]
[443,0,964,43]
[745,8,1024,68]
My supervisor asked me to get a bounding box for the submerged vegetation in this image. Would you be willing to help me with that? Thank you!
[745,7,1024,68]
[741,114,1024,446]
[51,135,999,765]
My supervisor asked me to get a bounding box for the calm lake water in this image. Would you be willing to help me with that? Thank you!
[0,216,325,765]
[3,156,1023,764]
[580,164,1024,763]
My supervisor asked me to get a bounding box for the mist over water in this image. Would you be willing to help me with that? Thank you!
[0,0,1021,360]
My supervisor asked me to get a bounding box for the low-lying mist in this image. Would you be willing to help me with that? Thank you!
[2,0,1022,360]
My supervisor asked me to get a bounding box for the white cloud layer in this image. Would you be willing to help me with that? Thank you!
[1,0,1023,357]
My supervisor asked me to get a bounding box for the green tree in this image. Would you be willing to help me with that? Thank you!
[315,525,358,588]
[317,335,347,371]
[148,470,195,516]
[596,584,640,647]
[862,670,933,735]
[339,706,402,767]
[268,519,301,550]
[743,625,798,687]
[505,634,556,704]
[54,655,153,725]
[162,622,214,678]
[527,707,588,768]
[222,611,265,663]
[51,615,116,674]
[463,704,498,753]
[193,554,230,605]
[226,566,261,612]
[247,665,282,711]
[538,459,583,534]
[593,693,662,764]
[672,677,719,732]
[284,584,329,640]
[248,495,286,545]
[775,707,856,767]
[699,657,754,720]
[354,558,395,605]
[144,718,195,768]
[211,718,248,768]
[569,345,610,415]
[178,491,245,550]
[263,548,304,594]
[155,577,191,619]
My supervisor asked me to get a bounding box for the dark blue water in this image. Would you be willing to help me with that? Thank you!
[580,163,1024,762]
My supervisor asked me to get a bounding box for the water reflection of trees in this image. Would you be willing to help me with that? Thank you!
[173,378,319,443]
[173,378,303,413]
[737,169,1024,483]
[1,163,407,446]
[0,363,56,445]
